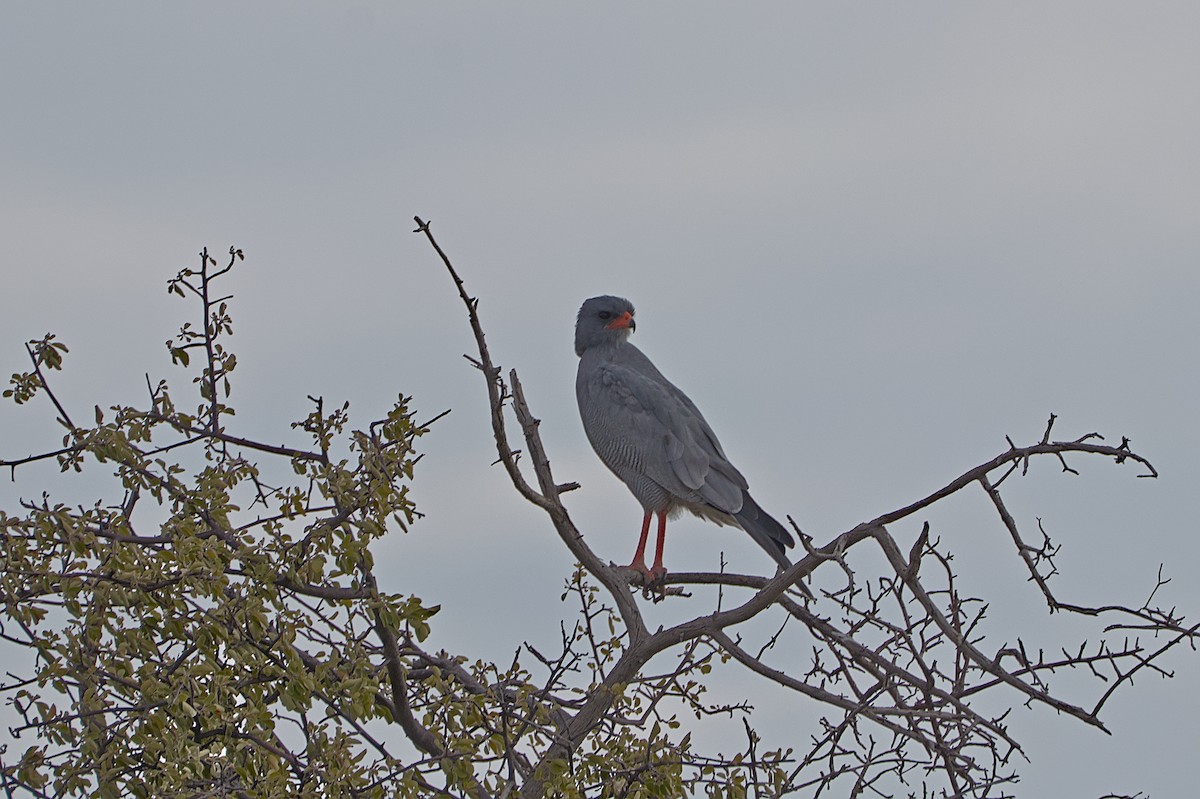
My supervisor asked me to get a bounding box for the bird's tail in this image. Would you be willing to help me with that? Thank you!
[733,492,795,571]
[733,495,812,598]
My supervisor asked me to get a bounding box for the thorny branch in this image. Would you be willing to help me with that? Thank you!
[413,216,1195,799]
[0,231,1192,799]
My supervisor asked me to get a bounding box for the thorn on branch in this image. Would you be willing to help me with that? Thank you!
[992,459,1020,489]
[1040,414,1057,445]
[1115,437,1131,464]
[905,522,931,582]
[1054,451,1080,476]
[789,516,818,556]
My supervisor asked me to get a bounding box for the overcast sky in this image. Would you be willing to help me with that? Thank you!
[3,4,1198,796]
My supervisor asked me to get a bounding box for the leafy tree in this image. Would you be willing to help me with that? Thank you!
[0,226,1193,798]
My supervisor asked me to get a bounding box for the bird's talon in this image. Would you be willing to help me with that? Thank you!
[621,562,654,582]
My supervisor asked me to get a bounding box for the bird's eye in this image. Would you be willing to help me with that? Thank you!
[598,311,612,320]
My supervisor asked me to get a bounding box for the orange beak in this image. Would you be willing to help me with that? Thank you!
[606,311,634,330]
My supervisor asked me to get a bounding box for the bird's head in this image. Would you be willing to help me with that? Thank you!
[575,295,636,356]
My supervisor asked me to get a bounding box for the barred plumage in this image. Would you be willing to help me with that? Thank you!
[574,295,796,581]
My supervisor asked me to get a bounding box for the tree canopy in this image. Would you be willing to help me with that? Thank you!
[0,227,1193,799]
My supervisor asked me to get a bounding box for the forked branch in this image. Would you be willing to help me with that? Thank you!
[414,218,1190,799]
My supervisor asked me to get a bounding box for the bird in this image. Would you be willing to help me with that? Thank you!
[574,295,798,583]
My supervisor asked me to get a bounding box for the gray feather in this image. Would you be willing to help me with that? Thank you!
[574,295,796,570]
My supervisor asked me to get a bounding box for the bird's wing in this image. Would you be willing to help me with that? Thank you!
[580,348,748,513]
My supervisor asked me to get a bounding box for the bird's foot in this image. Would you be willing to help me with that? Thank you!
[621,561,667,585]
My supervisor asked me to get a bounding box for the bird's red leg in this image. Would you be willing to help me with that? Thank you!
[648,512,668,580]
[624,513,654,578]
